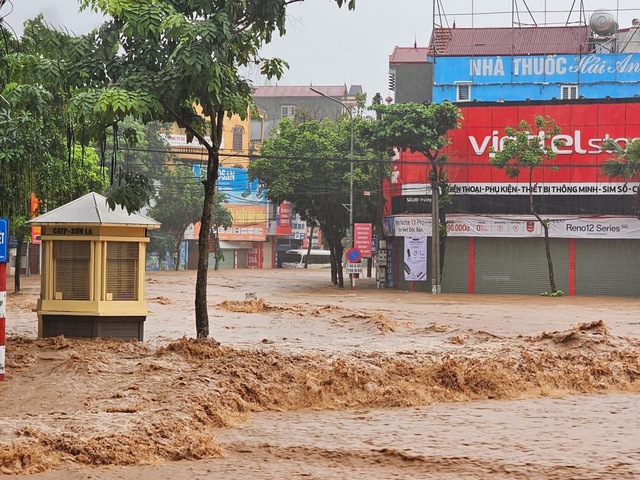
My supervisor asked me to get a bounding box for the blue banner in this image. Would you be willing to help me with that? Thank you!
[0,218,8,263]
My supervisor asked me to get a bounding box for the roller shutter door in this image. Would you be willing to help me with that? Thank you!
[474,238,569,294]
[575,239,640,296]
[442,237,469,293]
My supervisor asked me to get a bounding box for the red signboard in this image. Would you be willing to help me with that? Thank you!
[247,242,262,269]
[393,100,640,196]
[353,223,372,257]
[275,202,292,236]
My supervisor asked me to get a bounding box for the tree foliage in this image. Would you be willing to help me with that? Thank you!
[490,115,563,293]
[601,137,640,218]
[0,24,110,291]
[249,115,378,287]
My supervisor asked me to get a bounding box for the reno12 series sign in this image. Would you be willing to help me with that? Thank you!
[392,100,640,198]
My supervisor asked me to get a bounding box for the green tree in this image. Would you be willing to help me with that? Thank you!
[149,164,203,271]
[211,192,233,271]
[65,0,354,337]
[37,145,109,210]
[601,138,640,218]
[3,17,129,291]
[364,101,462,292]
[249,116,378,287]
[490,115,563,294]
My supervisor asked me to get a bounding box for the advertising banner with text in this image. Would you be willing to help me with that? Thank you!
[394,101,640,196]
[403,237,427,281]
[354,223,372,257]
[385,214,640,240]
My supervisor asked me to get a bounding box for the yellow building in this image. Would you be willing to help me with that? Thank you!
[162,107,262,169]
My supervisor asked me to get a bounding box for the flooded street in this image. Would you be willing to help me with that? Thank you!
[2,269,640,479]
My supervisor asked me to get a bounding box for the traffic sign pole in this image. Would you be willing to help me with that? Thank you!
[0,262,5,382]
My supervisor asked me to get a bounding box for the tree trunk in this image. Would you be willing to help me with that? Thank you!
[195,149,218,339]
[305,225,315,269]
[213,233,220,271]
[539,217,557,293]
[438,173,448,284]
[328,239,344,288]
[14,237,22,293]
[529,169,556,293]
[174,240,181,271]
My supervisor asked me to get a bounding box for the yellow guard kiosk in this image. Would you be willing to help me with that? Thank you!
[27,192,160,340]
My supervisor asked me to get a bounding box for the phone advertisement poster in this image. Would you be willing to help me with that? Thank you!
[403,237,427,281]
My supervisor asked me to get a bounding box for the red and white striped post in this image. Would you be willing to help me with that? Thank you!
[0,261,6,382]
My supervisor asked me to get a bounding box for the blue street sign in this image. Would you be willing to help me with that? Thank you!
[0,218,8,263]
[346,247,361,263]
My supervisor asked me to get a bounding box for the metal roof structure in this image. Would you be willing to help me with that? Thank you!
[389,46,430,64]
[429,25,591,56]
[27,192,160,228]
[252,85,351,97]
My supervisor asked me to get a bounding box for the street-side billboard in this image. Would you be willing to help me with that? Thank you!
[185,166,268,242]
[216,167,267,241]
[384,214,640,240]
[393,101,640,196]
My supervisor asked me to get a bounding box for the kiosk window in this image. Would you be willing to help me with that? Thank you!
[53,241,90,300]
[106,242,139,301]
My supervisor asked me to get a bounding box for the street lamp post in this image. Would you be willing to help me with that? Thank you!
[309,87,355,289]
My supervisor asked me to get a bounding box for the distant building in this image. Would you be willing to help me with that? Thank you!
[252,84,363,139]
[388,46,432,104]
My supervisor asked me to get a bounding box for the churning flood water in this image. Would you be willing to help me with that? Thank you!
[2,269,639,479]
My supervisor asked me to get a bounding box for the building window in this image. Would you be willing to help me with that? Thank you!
[456,83,471,102]
[561,85,578,100]
[281,105,295,119]
[53,240,90,300]
[106,242,139,301]
[232,126,244,150]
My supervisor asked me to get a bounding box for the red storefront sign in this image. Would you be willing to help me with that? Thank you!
[393,101,640,196]
[353,223,372,257]
[276,202,292,236]
[247,242,262,269]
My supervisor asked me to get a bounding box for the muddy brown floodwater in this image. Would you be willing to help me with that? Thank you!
[1,269,639,479]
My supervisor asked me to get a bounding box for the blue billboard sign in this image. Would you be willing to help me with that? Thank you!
[433,53,640,102]
[216,167,267,205]
[192,165,267,204]
[0,218,8,263]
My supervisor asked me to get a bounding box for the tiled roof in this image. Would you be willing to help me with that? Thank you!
[27,192,160,228]
[252,85,348,97]
[389,46,430,64]
[429,26,591,56]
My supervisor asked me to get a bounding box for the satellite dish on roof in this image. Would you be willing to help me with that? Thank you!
[590,10,618,36]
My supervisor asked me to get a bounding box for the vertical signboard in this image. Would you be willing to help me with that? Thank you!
[0,218,7,263]
[30,194,41,245]
[276,202,292,236]
[403,236,427,281]
[0,218,8,381]
[353,223,372,257]
[247,243,262,269]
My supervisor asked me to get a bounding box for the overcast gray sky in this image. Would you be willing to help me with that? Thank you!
[2,0,638,104]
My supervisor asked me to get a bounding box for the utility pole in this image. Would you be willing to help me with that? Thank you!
[431,163,440,294]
